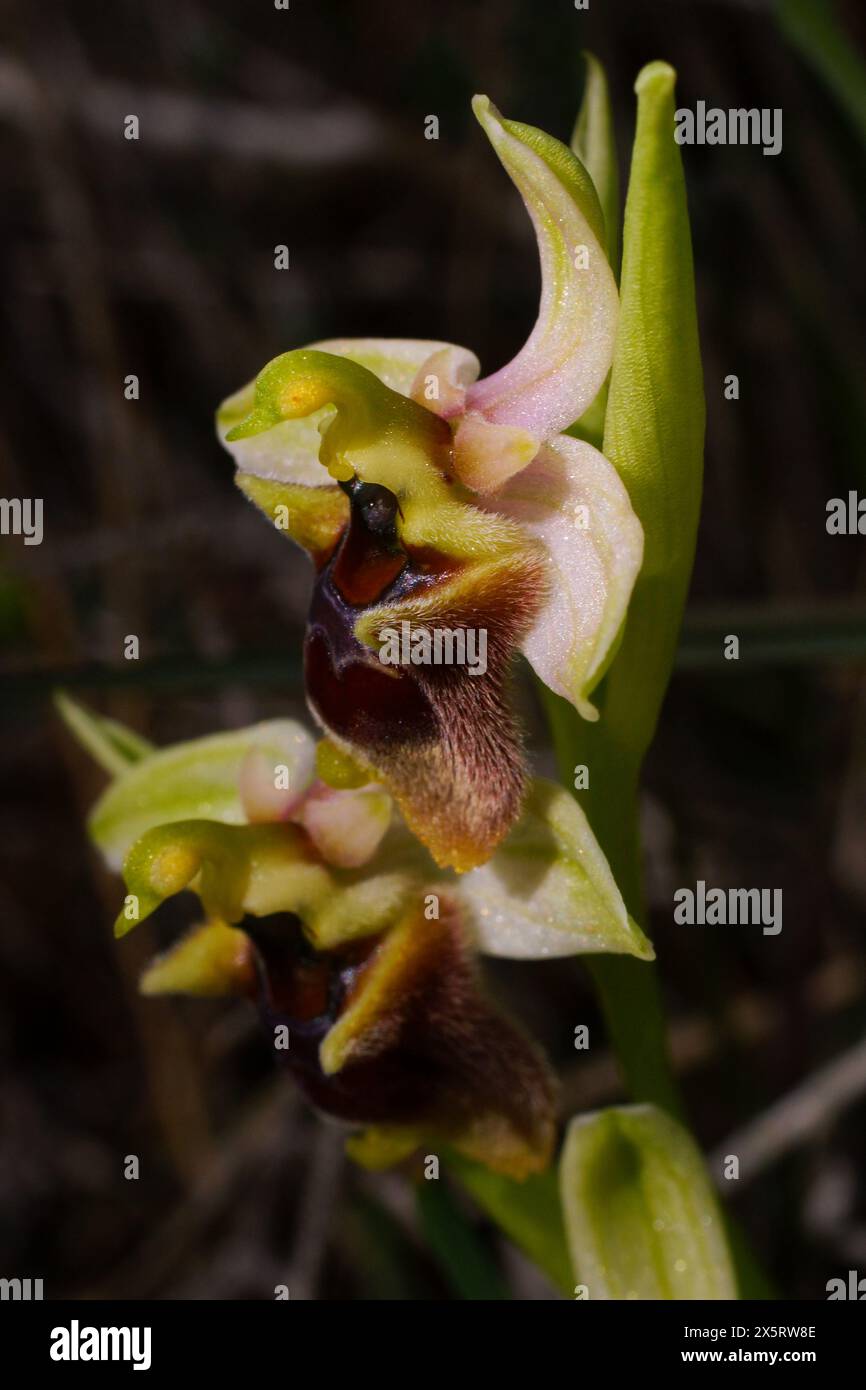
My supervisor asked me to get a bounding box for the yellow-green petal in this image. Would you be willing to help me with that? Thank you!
[115,820,258,937]
[116,816,429,951]
[217,337,472,486]
[234,474,348,561]
[139,920,254,997]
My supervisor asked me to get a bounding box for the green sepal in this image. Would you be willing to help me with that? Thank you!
[560,1104,737,1300]
[459,778,653,960]
[88,719,315,869]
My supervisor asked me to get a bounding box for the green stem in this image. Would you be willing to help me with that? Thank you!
[543,683,774,1297]
[587,957,682,1115]
[543,685,683,1117]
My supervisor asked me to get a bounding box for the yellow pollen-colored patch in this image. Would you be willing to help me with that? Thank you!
[152,845,200,895]
[326,456,355,482]
[279,382,326,416]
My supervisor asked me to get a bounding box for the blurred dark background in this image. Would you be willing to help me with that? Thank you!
[1,0,865,1299]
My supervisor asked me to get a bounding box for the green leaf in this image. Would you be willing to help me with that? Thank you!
[415,1181,509,1300]
[777,0,866,147]
[445,1150,573,1297]
[572,51,620,276]
[569,52,620,448]
[548,70,774,1302]
[55,691,154,777]
[560,1104,737,1300]
[600,60,705,781]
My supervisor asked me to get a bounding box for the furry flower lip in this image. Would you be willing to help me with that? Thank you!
[218,96,643,871]
[241,898,558,1180]
[68,702,642,1177]
[59,694,651,1174]
[376,621,489,677]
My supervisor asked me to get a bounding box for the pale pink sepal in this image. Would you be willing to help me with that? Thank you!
[464,98,618,448]
[489,434,643,720]
[239,744,316,823]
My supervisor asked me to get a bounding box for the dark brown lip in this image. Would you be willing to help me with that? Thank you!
[303,479,464,753]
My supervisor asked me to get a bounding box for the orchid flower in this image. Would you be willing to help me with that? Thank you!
[57,58,747,1298]
[145,900,557,1180]
[217,98,643,873]
[60,700,650,1178]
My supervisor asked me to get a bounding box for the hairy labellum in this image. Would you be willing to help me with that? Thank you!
[244,899,557,1177]
[305,475,547,871]
[218,99,644,869]
[64,699,652,1176]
